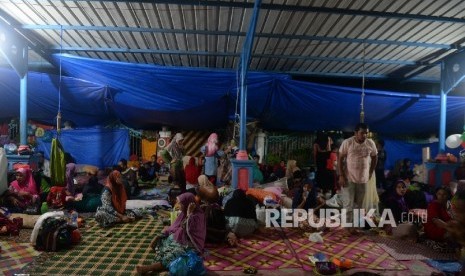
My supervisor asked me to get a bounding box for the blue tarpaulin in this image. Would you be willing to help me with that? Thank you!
[383,138,462,170]
[0,67,113,127]
[0,54,465,135]
[36,128,130,168]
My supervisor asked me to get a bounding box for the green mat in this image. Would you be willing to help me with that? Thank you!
[31,215,164,275]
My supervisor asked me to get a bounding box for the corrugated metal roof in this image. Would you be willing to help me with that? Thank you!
[0,0,465,85]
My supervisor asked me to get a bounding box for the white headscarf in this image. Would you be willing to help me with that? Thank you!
[174,132,184,143]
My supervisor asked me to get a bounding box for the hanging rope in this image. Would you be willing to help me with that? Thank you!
[360,43,366,123]
[56,25,63,134]
[232,67,241,141]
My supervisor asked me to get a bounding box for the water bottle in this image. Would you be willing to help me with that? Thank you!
[40,202,48,214]
[70,210,79,228]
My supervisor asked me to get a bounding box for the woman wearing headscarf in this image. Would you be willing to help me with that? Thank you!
[224,189,258,238]
[383,179,418,240]
[200,133,224,185]
[292,180,320,210]
[383,179,409,224]
[5,167,40,211]
[184,157,201,190]
[136,193,206,274]
[65,163,76,197]
[165,132,186,189]
[286,160,301,190]
[95,170,143,227]
[424,187,452,242]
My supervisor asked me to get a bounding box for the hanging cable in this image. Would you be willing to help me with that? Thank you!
[232,66,241,141]
[56,25,63,134]
[360,43,366,123]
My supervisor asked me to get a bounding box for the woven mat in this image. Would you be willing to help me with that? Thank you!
[0,241,40,276]
[368,235,457,261]
[30,215,164,275]
[204,228,301,271]
[285,228,407,271]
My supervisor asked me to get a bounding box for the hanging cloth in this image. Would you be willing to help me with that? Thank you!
[363,174,380,215]
[0,148,8,195]
[141,139,157,162]
[50,138,66,186]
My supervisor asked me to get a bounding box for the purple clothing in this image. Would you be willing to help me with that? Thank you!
[66,163,76,196]
[165,193,206,252]
[385,193,409,223]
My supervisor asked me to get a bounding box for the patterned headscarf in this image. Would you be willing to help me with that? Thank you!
[105,170,127,214]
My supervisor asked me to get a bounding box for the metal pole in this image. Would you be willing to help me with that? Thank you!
[19,46,28,145]
[238,0,262,152]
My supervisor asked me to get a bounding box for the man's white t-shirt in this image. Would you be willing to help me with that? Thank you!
[339,136,377,184]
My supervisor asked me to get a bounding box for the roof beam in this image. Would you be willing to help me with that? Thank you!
[397,37,465,80]
[48,0,465,24]
[0,9,53,65]
[50,47,415,65]
[21,24,451,49]
[274,70,437,83]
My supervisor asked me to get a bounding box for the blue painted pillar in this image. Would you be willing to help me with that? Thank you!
[439,88,446,153]
[239,53,247,152]
[19,46,28,145]
[238,0,262,154]
[0,30,29,146]
[231,0,262,190]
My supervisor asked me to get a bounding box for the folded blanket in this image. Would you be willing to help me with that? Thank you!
[126,199,170,210]
[10,213,41,229]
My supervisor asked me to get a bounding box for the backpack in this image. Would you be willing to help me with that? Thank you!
[35,216,76,251]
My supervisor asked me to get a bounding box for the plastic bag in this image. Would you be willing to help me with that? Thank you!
[309,232,324,243]
[168,250,206,276]
[186,250,206,275]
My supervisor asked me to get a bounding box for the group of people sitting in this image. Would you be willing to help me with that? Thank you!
[380,177,465,252]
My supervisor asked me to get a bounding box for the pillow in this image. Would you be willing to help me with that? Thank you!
[264,187,283,198]
[246,188,277,204]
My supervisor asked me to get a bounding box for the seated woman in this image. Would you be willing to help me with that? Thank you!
[4,167,40,212]
[224,189,258,245]
[382,179,419,240]
[94,170,143,228]
[445,191,465,263]
[185,157,201,190]
[136,193,206,274]
[424,186,452,242]
[383,180,410,224]
[72,167,103,212]
[292,180,325,211]
[292,180,325,231]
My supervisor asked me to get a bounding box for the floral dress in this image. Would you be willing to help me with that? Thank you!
[154,235,191,268]
[94,187,144,227]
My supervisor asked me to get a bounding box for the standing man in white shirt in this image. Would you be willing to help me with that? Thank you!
[337,123,378,234]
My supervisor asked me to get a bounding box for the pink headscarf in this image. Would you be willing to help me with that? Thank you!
[9,167,38,196]
[165,193,206,252]
[205,133,218,157]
